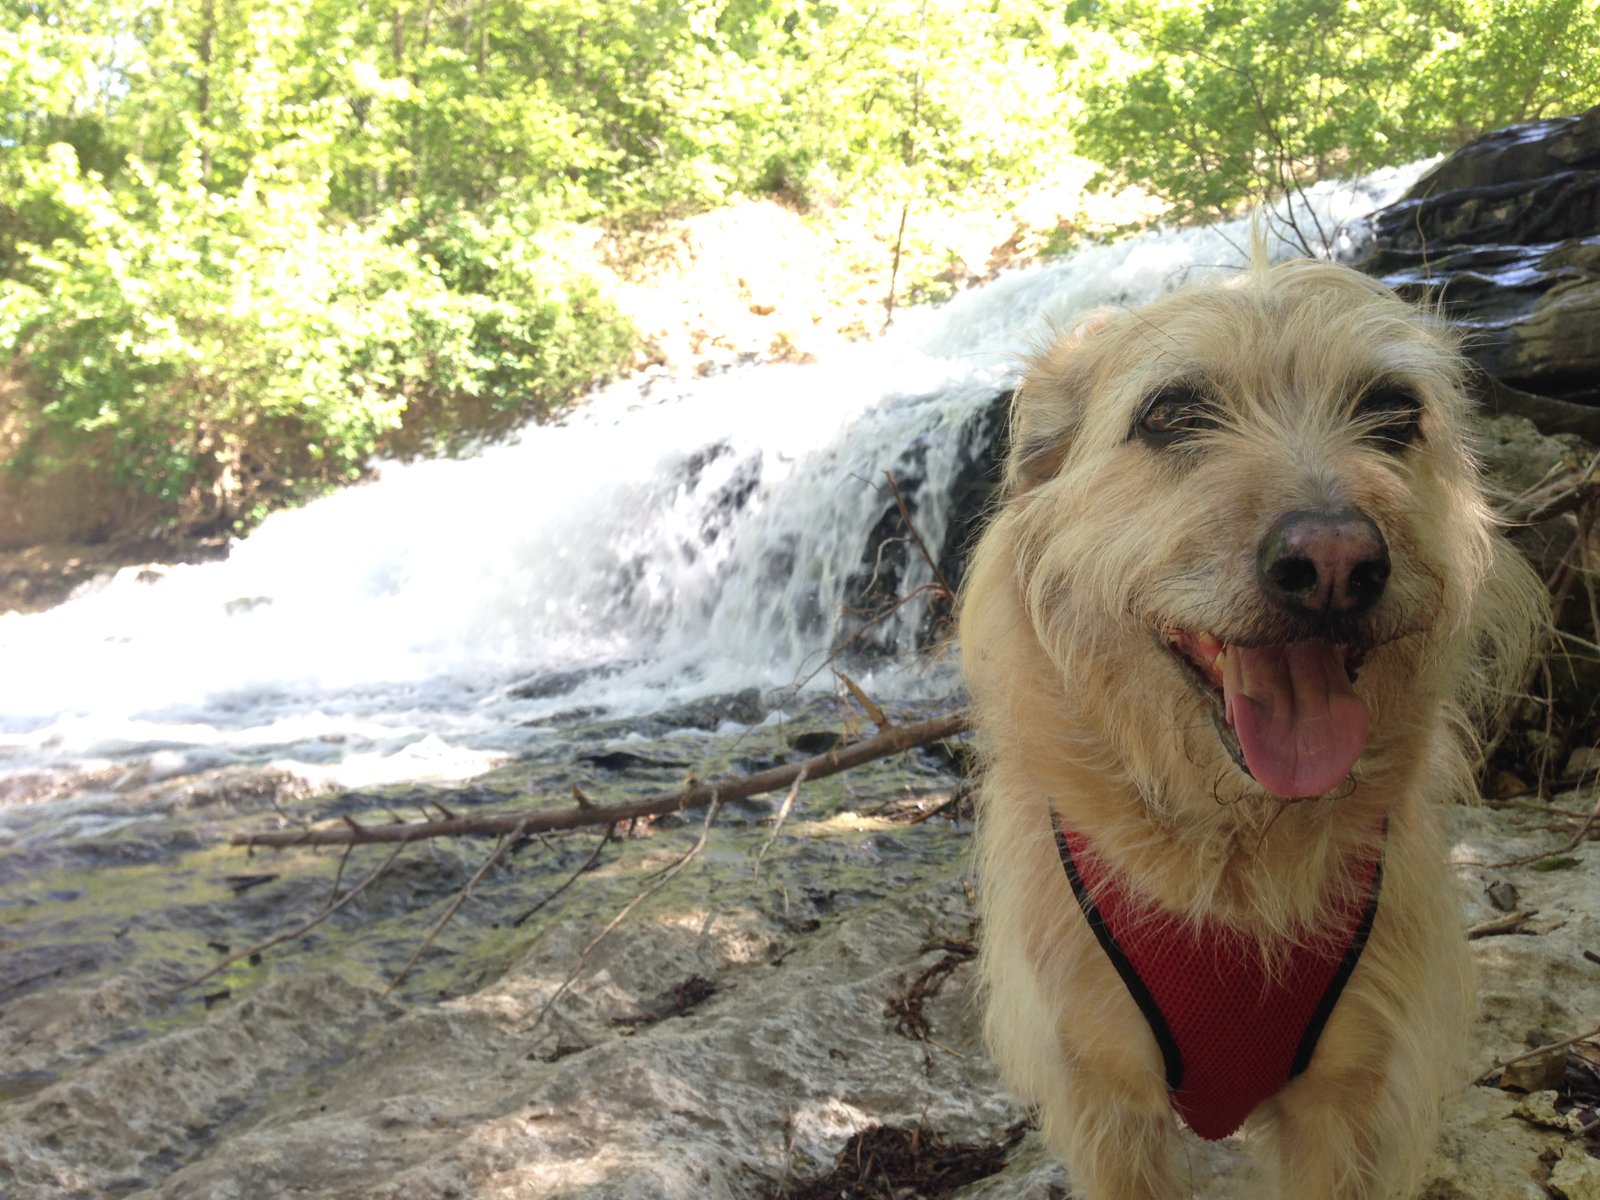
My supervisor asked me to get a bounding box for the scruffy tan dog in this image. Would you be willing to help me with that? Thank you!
[960,258,1545,1200]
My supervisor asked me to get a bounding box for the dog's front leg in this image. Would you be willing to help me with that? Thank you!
[1257,1065,1395,1200]
[1035,1057,1179,1200]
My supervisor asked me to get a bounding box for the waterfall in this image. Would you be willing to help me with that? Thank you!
[0,167,1424,789]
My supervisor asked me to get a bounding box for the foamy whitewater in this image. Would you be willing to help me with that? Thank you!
[0,170,1426,791]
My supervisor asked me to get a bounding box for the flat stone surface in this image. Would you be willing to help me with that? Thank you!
[0,726,1594,1198]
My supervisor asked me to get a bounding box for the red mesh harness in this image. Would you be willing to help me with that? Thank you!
[1053,816,1383,1140]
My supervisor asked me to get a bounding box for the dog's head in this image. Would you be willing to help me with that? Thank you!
[967,259,1543,807]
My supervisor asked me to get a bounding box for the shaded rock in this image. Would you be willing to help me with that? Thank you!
[1357,106,1600,431]
[576,748,689,772]
[783,1121,1029,1199]
[687,441,764,548]
[789,729,844,755]
[649,686,766,731]
[921,390,1012,644]
[506,662,632,701]
[2,781,1591,1199]
[839,428,935,658]
[841,390,1010,656]
[0,942,121,1006]
[1413,111,1600,197]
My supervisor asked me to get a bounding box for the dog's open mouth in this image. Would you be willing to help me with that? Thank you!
[1164,629,1371,799]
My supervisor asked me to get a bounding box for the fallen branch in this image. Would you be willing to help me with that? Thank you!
[1466,909,1538,939]
[234,710,969,849]
[836,670,891,732]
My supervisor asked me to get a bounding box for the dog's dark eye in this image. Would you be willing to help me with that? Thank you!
[1134,385,1218,446]
[1355,383,1423,452]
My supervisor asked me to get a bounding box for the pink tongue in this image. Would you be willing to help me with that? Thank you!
[1222,640,1369,799]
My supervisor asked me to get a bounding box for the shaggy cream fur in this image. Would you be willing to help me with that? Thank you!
[959,259,1546,1199]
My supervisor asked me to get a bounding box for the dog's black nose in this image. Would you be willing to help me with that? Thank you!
[1258,508,1390,616]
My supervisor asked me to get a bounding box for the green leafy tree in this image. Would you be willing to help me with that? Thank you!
[1072,0,1600,226]
[0,0,635,533]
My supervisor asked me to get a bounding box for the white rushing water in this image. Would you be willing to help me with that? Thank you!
[0,169,1426,790]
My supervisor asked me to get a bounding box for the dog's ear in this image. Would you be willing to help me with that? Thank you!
[1006,312,1111,495]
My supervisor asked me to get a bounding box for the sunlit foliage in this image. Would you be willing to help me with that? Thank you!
[1072,0,1600,221]
[0,0,1592,532]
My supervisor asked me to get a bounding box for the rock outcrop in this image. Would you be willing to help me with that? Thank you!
[1357,105,1600,440]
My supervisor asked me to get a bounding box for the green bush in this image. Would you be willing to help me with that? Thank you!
[0,147,632,533]
[395,205,637,451]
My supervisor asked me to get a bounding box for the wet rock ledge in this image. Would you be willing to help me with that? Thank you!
[1357,104,1600,440]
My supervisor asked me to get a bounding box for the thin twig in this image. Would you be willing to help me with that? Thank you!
[1502,450,1600,526]
[1478,1022,1600,1085]
[529,795,725,1032]
[1480,501,1594,779]
[836,670,892,732]
[1480,787,1600,869]
[1466,909,1538,939]
[171,840,409,997]
[755,766,808,871]
[387,820,529,993]
[884,469,954,601]
[325,842,357,910]
[511,824,614,928]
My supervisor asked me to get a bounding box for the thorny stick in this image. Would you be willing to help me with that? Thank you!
[387,819,530,994]
[233,711,968,848]
[529,795,725,1033]
[171,840,409,997]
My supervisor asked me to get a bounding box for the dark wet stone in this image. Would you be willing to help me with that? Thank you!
[507,663,631,701]
[1356,105,1600,428]
[921,389,1011,644]
[646,687,766,732]
[840,389,1012,657]
[577,749,689,772]
[916,736,978,778]
[520,705,607,727]
[789,730,843,756]
[0,941,116,1000]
